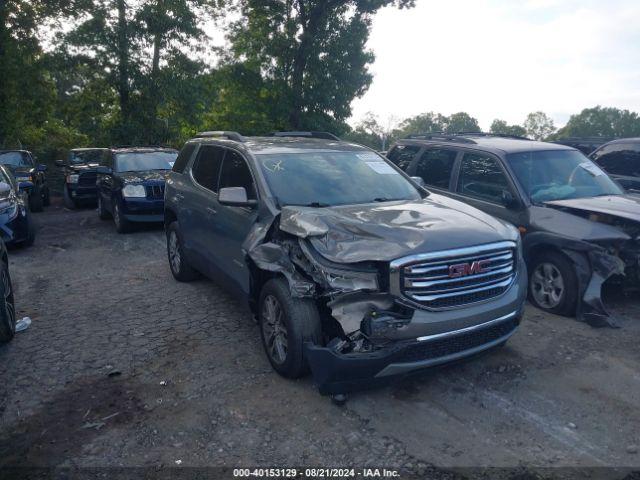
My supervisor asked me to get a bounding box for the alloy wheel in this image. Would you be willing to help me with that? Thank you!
[531,262,565,309]
[2,265,15,334]
[261,295,288,365]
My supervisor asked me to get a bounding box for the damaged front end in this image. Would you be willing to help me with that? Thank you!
[246,207,527,395]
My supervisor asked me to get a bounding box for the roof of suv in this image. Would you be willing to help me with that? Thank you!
[397,134,576,155]
[110,146,178,153]
[599,137,640,146]
[193,136,370,155]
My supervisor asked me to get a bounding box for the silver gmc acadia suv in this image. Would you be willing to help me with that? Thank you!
[164,131,527,402]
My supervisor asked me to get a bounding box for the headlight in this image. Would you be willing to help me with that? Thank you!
[66,174,79,184]
[122,184,147,198]
[320,265,379,291]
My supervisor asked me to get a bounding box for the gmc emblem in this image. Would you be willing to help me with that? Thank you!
[449,260,490,278]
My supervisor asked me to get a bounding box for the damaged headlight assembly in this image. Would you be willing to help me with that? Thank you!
[319,264,379,292]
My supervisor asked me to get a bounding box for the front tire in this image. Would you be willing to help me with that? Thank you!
[166,222,199,282]
[63,186,76,209]
[0,257,16,344]
[112,200,130,234]
[259,278,322,379]
[42,185,51,207]
[528,251,578,316]
[98,196,110,220]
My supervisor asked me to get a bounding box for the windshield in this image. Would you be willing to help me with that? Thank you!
[506,150,623,203]
[0,151,32,168]
[256,151,421,207]
[70,150,105,165]
[115,151,177,172]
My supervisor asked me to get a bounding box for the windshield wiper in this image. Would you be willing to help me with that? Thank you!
[299,202,331,208]
[373,197,404,202]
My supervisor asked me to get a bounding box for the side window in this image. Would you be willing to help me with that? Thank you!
[594,144,640,177]
[386,145,420,170]
[457,153,510,204]
[219,150,256,199]
[415,149,457,189]
[173,143,197,174]
[192,145,224,192]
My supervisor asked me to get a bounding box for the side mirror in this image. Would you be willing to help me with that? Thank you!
[0,182,12,196]
[55,160,65,168]
[96,166,113,175]
[218,187,257,207]
[410,176,426,188]
[37,164,47,172]
[502,190,520,210]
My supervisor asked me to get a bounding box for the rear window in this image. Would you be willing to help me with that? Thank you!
[173,144,197,174]
[592,143,640,177]
[387,145,420,170]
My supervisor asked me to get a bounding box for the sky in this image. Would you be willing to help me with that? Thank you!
[349,0,640,130]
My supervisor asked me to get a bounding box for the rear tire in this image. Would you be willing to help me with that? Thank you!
[0,257,16,344]
[528,251,578,316]
[259,278,322,379]
[166,222,199,281]
[63,186,76,209]
[29,186,44,212]
[21,212,36,247]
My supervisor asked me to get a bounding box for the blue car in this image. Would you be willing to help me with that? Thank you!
[96,147,178,233]
[0,165,35,247]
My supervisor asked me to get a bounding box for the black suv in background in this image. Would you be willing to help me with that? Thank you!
[164,131,527,399]
[56,148,108,208]
[96,147,178,233]
[589,138,640,192]
[388,133,640,327]
[0,150,49,212]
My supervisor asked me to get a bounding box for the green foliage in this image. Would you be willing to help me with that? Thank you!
[524,111,556,141]
[392,111,480,138]
[490,119,527,137]
[555,106,640,139]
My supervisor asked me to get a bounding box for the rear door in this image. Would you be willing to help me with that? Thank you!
[449,151,527,227]
[591,143,640,192]
[208,148,260,295]
[406,147,460,193]
[183,144,224,269]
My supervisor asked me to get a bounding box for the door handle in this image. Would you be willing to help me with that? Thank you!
[206,207,217,215]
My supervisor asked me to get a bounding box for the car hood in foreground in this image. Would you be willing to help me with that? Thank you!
[279,193,518,263]
[119,170,170,184]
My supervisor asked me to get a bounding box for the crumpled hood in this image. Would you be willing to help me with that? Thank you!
[544,195,640,224]
[279,193,518,263]
[119,170,170,184]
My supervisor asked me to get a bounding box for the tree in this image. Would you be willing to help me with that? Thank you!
[555,106,640,139]
[444,112,480,133]
[524,111,555,140]
[393,112,447,138]
[345,112,398,150]
[490,119,527,137]
[228,0,415,131]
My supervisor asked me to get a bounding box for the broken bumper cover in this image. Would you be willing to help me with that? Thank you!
[305,308,523,395]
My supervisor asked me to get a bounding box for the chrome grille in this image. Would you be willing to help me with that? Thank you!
[145,184,165,199]
[390,241,517,310]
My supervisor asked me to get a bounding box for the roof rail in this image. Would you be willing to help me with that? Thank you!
[268,131,340,141]
[405,133,477,144]
[196,131,245,142]
[454,131,532,141]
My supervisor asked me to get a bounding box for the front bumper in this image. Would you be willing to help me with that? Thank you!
[68,183,97,200]
[122,198,164,223]
[306,264,527,395]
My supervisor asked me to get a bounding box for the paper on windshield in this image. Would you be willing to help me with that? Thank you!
[579,162,605,177]
[364,161,397,175]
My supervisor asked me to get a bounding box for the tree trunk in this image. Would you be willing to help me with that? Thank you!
[116,0,130,124]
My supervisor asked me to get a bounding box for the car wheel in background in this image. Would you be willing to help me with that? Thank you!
[98,196,110,220]
[0,256,16,344]
[63,186,76,209]
[112,200,130,234]
[42,185,51,207]
[21,211,36,247]
[29,186,44,212]
[166,222,199,281]
[528,251,578,316]
[258,278,322,379]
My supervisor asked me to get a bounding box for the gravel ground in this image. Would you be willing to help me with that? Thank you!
[1,202,639,479]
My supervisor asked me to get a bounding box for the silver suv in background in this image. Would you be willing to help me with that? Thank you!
[164,131,527,402]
